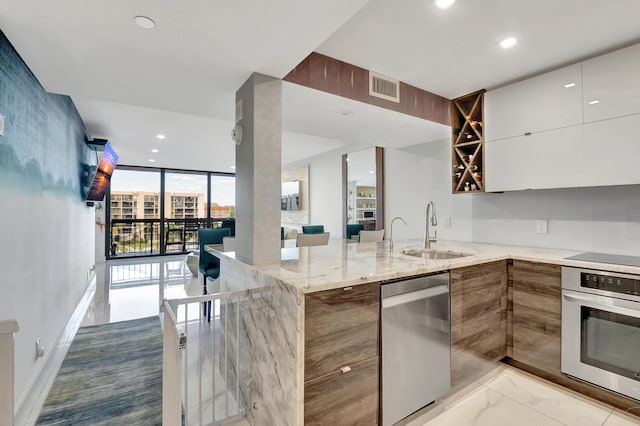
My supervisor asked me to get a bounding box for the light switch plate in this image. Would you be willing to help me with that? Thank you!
[0,113,4,136]
[536,219,548,234]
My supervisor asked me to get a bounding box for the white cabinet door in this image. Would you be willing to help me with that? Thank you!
[485,125,584,192]
[485,64,583,142]
[583,114,640,186]
[582,43,640,123]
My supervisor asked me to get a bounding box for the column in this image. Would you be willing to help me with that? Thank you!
[235,73,282,264]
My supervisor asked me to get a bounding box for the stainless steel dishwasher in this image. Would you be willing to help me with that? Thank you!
[381,272,451,426]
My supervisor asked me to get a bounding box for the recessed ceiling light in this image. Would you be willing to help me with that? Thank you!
[564,83,576,88]
[369,170,375,174]
[337,109,354,116]
[589,100,600,105]
[151,148,159,153]
[435,0,455,9]
[134,16,156,30]
[148,159,155,163]
[500,37,517,49]
[156,134,165,140]
[230,166,236,169]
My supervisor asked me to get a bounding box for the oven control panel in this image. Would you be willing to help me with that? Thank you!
[581,272,640,296]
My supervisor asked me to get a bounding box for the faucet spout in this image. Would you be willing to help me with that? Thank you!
[424,201,438,249]
[389,216,407,252]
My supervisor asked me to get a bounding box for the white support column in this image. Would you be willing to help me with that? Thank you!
[234,73,282,265]
[0,320,19,426]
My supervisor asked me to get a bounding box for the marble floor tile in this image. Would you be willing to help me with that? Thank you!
[486,369,613,426]
[423,387,564,426]
[604,411,640,426]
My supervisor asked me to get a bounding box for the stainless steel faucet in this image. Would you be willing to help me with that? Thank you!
[388,216,407,252]
[424,201,437,249]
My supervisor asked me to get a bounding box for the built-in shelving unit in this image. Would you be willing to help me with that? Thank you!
[452,90,485,193]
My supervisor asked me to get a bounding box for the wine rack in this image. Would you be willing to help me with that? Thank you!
[451,90,485,193]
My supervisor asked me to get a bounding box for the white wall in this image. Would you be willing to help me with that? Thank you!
[384,140,473,243]
[307,150,344,237]
[0,188,94,414]
[471,185,640,255]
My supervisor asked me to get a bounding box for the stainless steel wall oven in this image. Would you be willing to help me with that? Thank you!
[561,267,640,401]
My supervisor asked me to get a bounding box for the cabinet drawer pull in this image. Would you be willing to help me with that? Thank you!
[340,366,351,374]
[343,286,353,291]
[524,132,532,136]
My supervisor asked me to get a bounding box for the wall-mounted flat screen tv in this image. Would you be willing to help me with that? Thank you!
[85,143,118,201]
[281,180,300,211]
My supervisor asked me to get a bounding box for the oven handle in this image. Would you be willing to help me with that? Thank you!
[563,292,640,319]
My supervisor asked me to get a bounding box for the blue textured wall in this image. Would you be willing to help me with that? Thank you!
[0,28,96,419]
[0,28,89,195]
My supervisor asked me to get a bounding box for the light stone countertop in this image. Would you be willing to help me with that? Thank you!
[208,239,640,294]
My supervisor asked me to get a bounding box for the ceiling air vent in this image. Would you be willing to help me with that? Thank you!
[369,71,400,103]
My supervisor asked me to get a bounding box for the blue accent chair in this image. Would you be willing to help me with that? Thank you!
[198,228,231,322]
[221,218,236,236]
[346,223,364,240]
[302,225,325,234]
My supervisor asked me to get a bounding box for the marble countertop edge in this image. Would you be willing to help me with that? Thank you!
[207,241,640,294]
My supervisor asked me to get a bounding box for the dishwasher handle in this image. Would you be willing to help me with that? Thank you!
[382,285,449,309]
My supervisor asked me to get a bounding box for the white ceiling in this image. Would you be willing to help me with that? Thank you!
[2,0,640,170]
[318,0,640,98]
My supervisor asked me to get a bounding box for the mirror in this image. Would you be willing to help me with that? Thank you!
[342,147,384,238]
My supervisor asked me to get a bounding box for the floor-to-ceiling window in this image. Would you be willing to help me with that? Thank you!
[106,167,235,259]
[108,168,162,257]
[165,171,208,253]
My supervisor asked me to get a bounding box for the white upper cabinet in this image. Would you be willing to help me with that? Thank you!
[485,125,584,192]
[582,43,640,123]
[485,64,583,142]
[582,113,640,186]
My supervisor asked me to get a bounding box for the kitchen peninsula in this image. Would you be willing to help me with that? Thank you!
[212,240,640,425]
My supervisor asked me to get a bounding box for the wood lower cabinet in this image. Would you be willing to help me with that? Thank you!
[304,283,380,424]
[450,261,507,387]
[511,260,562,376]
[304,356,379,425]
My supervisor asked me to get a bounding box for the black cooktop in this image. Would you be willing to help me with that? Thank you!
[565,252,640,268]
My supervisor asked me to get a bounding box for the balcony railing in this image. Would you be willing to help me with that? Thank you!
[109,218,231,259]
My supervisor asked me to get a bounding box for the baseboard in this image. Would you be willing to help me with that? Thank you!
[15,275,97,425]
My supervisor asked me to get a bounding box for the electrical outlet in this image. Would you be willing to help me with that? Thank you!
[536,219,548,234]
[443,217,452,229]
[0,113,4,137]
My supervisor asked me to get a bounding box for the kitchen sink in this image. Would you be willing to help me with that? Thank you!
[400,249,473,260]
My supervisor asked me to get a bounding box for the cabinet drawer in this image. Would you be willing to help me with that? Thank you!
[305,283,379,381]
[304,356,379,425]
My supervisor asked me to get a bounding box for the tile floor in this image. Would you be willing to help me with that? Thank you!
[30,255,640,426]
[418,366,640,426]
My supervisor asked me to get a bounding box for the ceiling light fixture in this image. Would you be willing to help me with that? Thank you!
[500,37,517,49]
[156,134,165,140]
[369,170,375,174]
[134,16,156,30]
[148,159,156,163]
[151,149,159,153]
[564,83,576,88]
[435,0,455,9]
[589,100,600,105]
[230,166,236,169]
